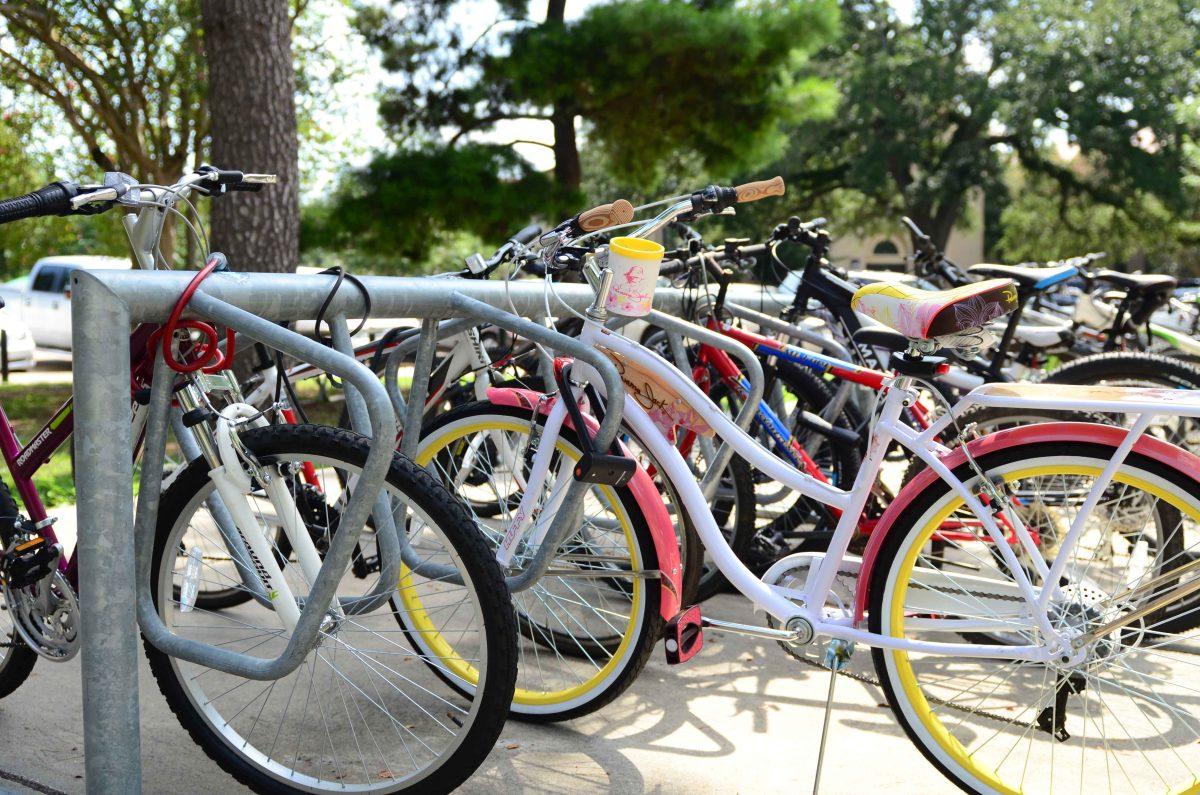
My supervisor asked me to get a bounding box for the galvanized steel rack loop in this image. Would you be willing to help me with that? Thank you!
[70,268,772,792]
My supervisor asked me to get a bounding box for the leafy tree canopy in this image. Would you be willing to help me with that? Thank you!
[303,142,563,268]
[775,0,1200,249]
[354,0,837,212]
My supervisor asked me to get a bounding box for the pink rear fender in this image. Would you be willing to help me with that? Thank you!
[486,387,683,620]
[856,421,1200,622]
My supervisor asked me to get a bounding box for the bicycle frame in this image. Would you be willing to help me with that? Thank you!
[515,315,1200,667]
[0,323,163,584]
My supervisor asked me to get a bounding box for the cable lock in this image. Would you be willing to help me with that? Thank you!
[148,252,236,374]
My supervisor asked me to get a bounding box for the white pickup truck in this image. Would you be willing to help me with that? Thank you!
[0,255,130,350]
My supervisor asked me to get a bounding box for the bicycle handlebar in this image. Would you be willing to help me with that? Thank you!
[510,223,543,246]
[573,199,635,234]
[0,181,80,225]
[734,176,785,203]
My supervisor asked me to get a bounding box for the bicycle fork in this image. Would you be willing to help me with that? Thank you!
[183,384,337,633]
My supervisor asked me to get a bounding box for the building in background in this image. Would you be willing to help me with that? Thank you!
[830,191,985,272]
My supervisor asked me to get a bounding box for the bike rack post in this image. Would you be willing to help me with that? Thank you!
[72,272,142,793]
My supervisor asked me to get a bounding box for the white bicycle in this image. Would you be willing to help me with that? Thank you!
[422,177,1200,793]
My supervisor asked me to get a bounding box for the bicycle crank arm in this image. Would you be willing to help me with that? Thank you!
[701,616,803,642]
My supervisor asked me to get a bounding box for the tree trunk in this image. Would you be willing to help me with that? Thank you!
[551,104,581,195]
[545,0,580,200]
[199,0,299,273]
[908,202,960,254]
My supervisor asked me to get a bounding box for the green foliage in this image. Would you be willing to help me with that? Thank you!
[996,154,1200,275]
[303,142,565,268]
[0,1,207,181]
[775,0,1200,249]
[0,112,128,279]
[492,0,839,188]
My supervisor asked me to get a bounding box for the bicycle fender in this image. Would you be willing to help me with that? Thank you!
[856,421,1200,622]
[487,386,683,620]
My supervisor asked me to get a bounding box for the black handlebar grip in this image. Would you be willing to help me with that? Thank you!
[510,223,542,246]
[0,182,76,225]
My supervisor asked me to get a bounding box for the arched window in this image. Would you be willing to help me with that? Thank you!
[873,240,900,255]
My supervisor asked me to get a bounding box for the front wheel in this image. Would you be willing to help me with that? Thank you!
[146,424,517,793]
[871,441,1200,793]
[418,401,665,721]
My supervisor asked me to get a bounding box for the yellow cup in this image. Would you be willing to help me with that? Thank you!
[605,237,664,317]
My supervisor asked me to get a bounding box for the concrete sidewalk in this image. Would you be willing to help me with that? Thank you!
[0,593,954,794]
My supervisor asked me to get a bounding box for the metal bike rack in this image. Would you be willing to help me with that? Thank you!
[70,269,775,792]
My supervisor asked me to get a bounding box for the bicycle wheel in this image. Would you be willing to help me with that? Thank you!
[417,401,663,721]
[146,424,517,793]
[0,480,37,699]
[870,441,1200,793]
[1042,350,1200,450]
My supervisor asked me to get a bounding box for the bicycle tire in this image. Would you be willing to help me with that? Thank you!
[417,401,665,722]
[0,479,37,699]
[145,424,517,793]
[870,440,1200,793]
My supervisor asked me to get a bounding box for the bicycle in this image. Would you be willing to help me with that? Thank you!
[0,168,519,793]
[428,176,1200,792]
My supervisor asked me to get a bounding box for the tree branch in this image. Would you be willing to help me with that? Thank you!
[447,112,553,145]
[505,138,554,150]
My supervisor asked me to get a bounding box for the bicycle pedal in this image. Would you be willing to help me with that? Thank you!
[664,605,703,665]
[2,536,61,589]
[573,451,636,487]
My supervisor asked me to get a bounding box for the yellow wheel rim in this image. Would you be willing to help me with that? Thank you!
[407,415,644,708]
[885,462,1200,794]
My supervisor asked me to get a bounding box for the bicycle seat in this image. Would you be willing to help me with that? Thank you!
[851,278,1018,343]
[1093,269,1177,293]
[968,262,1078,293]
[1012,319,1073,349]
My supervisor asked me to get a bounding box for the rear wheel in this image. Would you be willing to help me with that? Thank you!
[0,481,37,699]
[871,442,1200,793]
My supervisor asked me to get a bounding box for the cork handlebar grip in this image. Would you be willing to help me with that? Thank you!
[577,198,635,232]
[734,176,785,203]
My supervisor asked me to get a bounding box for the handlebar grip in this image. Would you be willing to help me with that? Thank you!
[733,176,785,203]
[0,182,75,225]
[510,223,543,246]
[576,199,634,232]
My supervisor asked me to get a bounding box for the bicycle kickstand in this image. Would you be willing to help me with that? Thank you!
[812,638,854,795]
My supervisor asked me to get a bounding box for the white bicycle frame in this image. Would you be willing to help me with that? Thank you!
[493,273,1200,667]
[119,170,328,633]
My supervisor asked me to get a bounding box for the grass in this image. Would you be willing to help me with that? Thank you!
[0,382,76,509]
[0,372,413,510]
